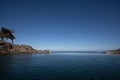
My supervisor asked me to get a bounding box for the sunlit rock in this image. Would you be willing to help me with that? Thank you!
[107,48,120,54]
[0,41,50,54]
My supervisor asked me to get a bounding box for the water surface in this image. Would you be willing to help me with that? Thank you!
[0,53,120,80]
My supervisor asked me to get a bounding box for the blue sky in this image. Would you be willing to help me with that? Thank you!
[0,0,120,51]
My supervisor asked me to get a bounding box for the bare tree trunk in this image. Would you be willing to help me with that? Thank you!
[1,37,3,41]
[12,39,13,44]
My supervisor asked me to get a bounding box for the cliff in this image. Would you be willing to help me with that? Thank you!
[106,48,120,54]
[0,41,50,54]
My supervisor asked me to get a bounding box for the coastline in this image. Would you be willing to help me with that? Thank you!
[1,41,120,54]
[0,41,50,54]
[106,48,120,54]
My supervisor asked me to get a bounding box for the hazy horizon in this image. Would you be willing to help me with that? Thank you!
[0,0,120,51]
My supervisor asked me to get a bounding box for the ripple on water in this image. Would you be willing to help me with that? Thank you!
[0,53,120,80]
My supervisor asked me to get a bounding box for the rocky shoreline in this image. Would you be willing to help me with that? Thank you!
[106,48,120,54]
[0,41,50,54]
[1,40,120,54]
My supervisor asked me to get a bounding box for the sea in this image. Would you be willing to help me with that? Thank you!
[0,52,120,80]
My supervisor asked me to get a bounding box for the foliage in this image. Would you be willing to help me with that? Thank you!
[0,27,15,43]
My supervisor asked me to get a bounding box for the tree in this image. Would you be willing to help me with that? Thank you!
[0,27,15,43]
[8,34,15,43]
[0,31,3,40]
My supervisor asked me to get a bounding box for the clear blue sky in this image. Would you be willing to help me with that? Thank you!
[0,0,120,51]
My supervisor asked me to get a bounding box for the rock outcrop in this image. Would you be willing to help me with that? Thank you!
[0,41,50,54]
[107,48,120,54]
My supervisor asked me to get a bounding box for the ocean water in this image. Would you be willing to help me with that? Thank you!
[0,53,120,80]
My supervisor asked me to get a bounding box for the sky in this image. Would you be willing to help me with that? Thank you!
[0,0,120,51]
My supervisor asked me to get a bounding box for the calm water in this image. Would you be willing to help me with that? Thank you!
[0,53,120,80]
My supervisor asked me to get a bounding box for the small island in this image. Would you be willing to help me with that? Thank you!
[0,27,50,54]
